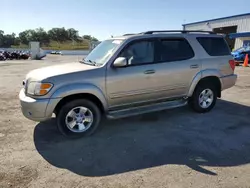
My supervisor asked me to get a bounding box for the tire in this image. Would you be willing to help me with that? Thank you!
[57,99,101,138]
[189,82,217,113]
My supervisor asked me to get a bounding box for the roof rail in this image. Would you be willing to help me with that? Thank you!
[123,33,137,36]
[142,30,215,34]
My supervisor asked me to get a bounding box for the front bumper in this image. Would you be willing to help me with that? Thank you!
[220,74,237,91]
[19,89,52,122]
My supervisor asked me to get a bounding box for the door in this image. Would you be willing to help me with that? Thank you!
[106,39,159,108]
[149,37,201,99]
[106,37,200,109]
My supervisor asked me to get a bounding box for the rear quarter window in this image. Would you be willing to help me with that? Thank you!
[197,37,231,56]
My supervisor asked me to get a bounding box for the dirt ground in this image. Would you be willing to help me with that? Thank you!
[0,55,250,188]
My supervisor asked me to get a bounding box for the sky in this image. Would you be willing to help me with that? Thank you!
[1,0,250,40]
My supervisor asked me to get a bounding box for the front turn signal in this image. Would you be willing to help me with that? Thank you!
[34,83,53,96]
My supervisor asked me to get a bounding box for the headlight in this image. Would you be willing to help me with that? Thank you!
[27,82,53,96]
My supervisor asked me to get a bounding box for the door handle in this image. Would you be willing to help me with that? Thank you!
[190,64,199,69]
[144,70,155,74]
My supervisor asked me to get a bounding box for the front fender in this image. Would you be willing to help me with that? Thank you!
[187,69,223,97]
[50,83,108,110]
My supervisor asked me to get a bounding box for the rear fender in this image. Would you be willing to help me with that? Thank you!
[187,69,222,97]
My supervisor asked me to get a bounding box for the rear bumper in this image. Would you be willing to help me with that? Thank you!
[220,74,237,91]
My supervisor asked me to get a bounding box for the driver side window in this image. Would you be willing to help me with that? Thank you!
[119,40,154,65]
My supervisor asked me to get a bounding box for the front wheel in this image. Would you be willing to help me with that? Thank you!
[57,99,101,138]
[189,83,217,113]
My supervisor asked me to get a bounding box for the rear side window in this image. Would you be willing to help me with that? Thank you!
[197,37,231,56]
[159,38,194,62]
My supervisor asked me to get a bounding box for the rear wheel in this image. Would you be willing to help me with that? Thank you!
[189,83,217,113]
[57,99,101,138]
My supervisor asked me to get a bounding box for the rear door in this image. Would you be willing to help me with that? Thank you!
[151,37,201,98]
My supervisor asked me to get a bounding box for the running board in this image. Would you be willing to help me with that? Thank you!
[107,99,187,119]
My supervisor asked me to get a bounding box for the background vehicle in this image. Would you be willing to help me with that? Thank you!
[2,51,12,59]
[232,46,250,62]
[0,53,6,61]
[0,50,30,60]
[19,30,237,138]
[50,50,62,55]
[0,50,5,61]
[19,51,30,59]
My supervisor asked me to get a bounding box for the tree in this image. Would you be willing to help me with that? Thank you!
[35,28,49,45]
[91,37,98,42]
[83,35,99,42]
[1,34,15,47]
[48,27,68,42]
[19,30,29,45]
[0,30,4,46]
[83,35,92,40]
[14,37,21,46]
[0,27,99,48]
[0,31,17,47]
[67,28,79,41]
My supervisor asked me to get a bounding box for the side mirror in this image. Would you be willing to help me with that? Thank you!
[113,57,128,67]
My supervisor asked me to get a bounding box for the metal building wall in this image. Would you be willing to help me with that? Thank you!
[183,15,250,49]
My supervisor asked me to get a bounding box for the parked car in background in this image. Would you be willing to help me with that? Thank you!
[0,52,6,61]
[19,51,30,60]
[0,50,30,60]
[231,46,250,62]
[50,50,62,55]
[19,30,237,138]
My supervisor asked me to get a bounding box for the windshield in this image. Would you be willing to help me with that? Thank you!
[84,39,123,66]
[234,46,250,52]
[234,47,245,52]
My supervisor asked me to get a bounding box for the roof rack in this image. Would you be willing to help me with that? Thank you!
[142,30,216,34]
[123,33,137,36]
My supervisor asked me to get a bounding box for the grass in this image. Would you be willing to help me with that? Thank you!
[11,40,90,50]
[11,44,29,49]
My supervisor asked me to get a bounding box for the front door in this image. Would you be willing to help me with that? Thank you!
[106,39,158,109]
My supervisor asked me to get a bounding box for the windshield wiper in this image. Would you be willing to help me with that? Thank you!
[80,59,97,66]
[86,59,97,66]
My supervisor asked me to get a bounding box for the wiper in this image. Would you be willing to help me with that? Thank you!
[86,59,97,66]
[80,59,97,66]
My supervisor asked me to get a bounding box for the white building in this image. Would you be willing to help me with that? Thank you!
[183,13,250,50]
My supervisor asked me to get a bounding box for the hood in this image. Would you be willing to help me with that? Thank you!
[231,51,242,57]
[231,50,240,54]
[26,62,97,81]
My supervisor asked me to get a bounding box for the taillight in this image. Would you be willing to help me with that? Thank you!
[229,59,235,71]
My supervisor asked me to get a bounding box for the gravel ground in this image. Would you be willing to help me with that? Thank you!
[0,55,250,188]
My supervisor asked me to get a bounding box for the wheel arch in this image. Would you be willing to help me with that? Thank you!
[188,70,222,98]
[54,93,106,116]
[50,83,108,116]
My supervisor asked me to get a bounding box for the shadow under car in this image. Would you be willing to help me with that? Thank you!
[33,99,250,177]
